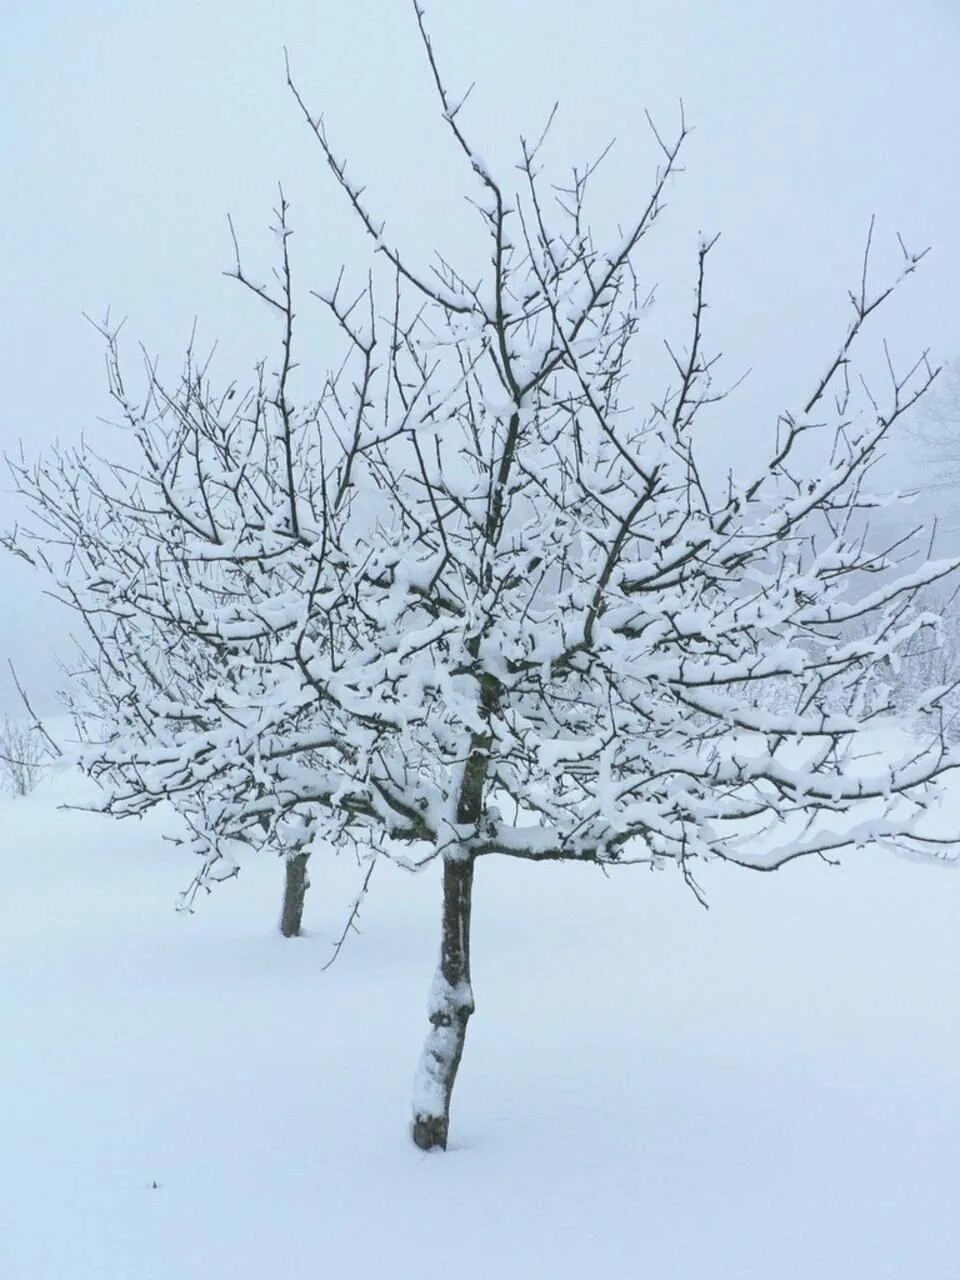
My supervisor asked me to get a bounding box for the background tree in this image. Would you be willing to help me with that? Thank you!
[8,3,960,1150]
[5,305,319,936]
[908,359,960,490]
[0,716,47,797]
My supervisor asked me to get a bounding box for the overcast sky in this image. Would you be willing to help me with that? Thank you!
[2,0,959,712]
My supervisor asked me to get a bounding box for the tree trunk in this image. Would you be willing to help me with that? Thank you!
[279,851,310,938]
[412,853,476,1151]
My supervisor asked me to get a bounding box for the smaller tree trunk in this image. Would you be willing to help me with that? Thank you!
[412,853,475,1151]
[279,851,311,938]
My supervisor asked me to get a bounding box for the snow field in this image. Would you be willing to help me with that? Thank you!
[2,765,959,1278]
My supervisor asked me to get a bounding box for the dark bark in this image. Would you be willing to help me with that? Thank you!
[411,854,476,1151]
[279,851,311,937]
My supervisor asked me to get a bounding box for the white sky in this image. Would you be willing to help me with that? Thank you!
[2,0,959,711]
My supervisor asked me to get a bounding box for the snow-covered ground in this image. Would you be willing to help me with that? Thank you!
[3,763,959,1279]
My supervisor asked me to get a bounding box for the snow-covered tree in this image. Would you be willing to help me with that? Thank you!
[7,5,960,1149]
[5,316,315,935]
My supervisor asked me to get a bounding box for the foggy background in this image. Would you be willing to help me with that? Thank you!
[2,0,959,713]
